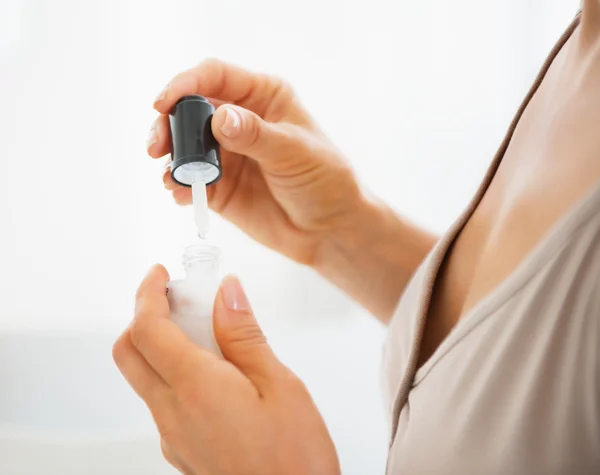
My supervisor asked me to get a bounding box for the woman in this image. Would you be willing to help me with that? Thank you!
[113,3,599,474]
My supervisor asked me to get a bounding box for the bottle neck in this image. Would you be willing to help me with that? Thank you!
[182,243,220,280]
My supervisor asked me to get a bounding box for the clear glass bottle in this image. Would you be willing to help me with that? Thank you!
[167,243,222,356]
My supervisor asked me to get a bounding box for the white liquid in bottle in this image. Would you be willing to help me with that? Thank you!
[192,180,209,239]
[167,244,222,356]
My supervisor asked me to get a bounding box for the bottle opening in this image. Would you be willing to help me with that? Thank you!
[182,243,220,277]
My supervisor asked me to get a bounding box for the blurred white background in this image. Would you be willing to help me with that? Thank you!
[0,0,580,473]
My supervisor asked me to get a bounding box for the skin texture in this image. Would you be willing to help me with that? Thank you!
[113,268,340,475]
[418,4,600,367]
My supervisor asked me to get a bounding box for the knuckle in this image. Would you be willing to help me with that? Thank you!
[276,77,295,98]
[196,57,225,91]
[129,317,152,349]
[134,279,150,302]
[134,285,143,302]
[111,332,129,364]
[245,113,263,150]
[260,75,296,120]
[165,177,180,192]
[157,418,177,443]
[198,56,222,71]
[160,439,175,463]
[165,181,178,192]
[270,76,295,103]
[175,63,199,81]
[150,403,177,440]
[160,436,191,475]
[224,320,267,348]
[162,168,172,185]
[280,367,306,392]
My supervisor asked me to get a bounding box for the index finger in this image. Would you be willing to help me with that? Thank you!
[131,265,220,389]
[153,58,281,117]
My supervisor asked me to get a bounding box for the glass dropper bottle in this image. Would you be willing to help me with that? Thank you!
[167,244,222,355]
[165,94,224,355]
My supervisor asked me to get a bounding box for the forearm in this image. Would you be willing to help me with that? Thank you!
[314,196,438,324]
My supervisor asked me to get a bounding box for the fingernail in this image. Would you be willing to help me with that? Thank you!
[220,107,241,138]
[222,275,250,311]
[146,123,158,150]
[154,85,168,104]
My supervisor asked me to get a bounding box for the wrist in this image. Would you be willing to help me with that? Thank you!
[313,193,381,268]
[313,192,437,321]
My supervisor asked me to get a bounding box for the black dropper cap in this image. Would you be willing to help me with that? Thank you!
[169,95,222,187]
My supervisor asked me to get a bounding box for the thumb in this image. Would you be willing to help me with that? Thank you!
[213,275,283,389]
[211,104,297,164]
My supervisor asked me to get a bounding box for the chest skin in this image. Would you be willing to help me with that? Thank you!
[417,28,600,369]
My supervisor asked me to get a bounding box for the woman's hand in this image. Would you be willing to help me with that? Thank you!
[113,266,340,475]
[148,59,437,321]
[148,58,362,266]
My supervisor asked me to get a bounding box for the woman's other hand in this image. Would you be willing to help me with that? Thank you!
[113,265,340,475]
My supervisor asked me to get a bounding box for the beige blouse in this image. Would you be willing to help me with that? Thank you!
[382,12,600,475]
